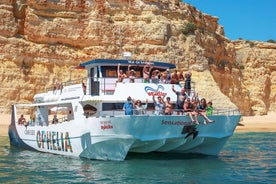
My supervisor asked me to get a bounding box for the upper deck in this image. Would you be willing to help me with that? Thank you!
[80,59,178,96]
[34,59,182,103]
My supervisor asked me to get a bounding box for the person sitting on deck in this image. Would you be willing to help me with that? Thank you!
[133,99,148,115]
[127,65,136,83]
[52,115,58,124]
[206,101,214,115]
[117,63,127,82]
[197,98,214,124]
[183,98,199,124]
[18,114,26,125]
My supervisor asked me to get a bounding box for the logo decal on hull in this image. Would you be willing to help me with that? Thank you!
[145,85,167,97]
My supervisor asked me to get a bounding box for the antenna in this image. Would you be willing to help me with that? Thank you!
[122,52,132,60]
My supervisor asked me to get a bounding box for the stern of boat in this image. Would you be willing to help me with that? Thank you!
[8,105,35,150]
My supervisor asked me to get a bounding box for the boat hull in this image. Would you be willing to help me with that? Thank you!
[9,113,241,161]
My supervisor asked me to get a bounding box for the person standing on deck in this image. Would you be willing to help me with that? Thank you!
[143,63,153,83]
[184,71,192,96]
[117,63,127,82]
[133,99,148,115]
[123,96,134,115]
[127,65,136,83]
[164,97,173,115]
[172,85,188,115]
[152,95,165,115]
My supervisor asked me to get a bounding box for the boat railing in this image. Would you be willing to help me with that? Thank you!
[87,108,241,118]
[99,78,146,95]
[26,115,73,127]
[213,108,241,116]
[45,77,87,93]
[97,78,194,95]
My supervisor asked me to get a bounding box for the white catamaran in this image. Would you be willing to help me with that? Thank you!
[9,59,241,161]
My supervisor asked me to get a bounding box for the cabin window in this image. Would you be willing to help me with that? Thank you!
[101,66,143,78]
[102,103,124,110]
[102,103,155,111]
[83,104,97,117]
[101,66,117,78]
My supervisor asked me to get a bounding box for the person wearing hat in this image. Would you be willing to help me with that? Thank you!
[143,64,153,83]
[151,69,160,83]
[127,65,136,83]
[123,96,134,115]
[134,99,148,115]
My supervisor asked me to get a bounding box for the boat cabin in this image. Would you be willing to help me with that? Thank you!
[20,59,182,126]
[79,59,176,96]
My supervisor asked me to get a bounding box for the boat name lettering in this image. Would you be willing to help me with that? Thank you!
[161,120,190,126]
[36,130,73,153]
[144,85,167,97]
[127,60,148,65]
[24,129,35,135]
[100,120,111,124]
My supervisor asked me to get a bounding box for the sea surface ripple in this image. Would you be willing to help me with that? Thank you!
[0,133,275,184]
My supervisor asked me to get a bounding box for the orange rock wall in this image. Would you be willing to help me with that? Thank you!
[0,0,275,115]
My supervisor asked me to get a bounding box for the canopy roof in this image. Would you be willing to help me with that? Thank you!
[80,59,176,69]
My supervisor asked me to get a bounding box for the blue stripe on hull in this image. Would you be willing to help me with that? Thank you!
[8,124,36,151]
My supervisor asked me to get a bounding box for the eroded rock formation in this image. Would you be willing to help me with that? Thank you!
[0,0,275,115]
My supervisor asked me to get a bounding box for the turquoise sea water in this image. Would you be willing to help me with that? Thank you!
[0,133,275,184]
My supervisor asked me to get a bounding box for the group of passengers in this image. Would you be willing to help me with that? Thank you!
[123,92,214,125]
[172,85,214,124]
[123,94,174,116]
[18,114,60,126]
[122,80,214,125]
[123,96,148,115]
[117,63,192,88]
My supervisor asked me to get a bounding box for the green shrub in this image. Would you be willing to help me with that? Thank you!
[240,65,245,70]
[182,22,197,35]
[267,39,276,43]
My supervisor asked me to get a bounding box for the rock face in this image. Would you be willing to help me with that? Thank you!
[0,0,275,115]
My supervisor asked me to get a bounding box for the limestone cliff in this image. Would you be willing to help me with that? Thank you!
[0,0,275,115]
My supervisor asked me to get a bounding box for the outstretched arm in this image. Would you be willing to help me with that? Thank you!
[117,63,120,75]
[152,95,156,103]
[172,85,176,94]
